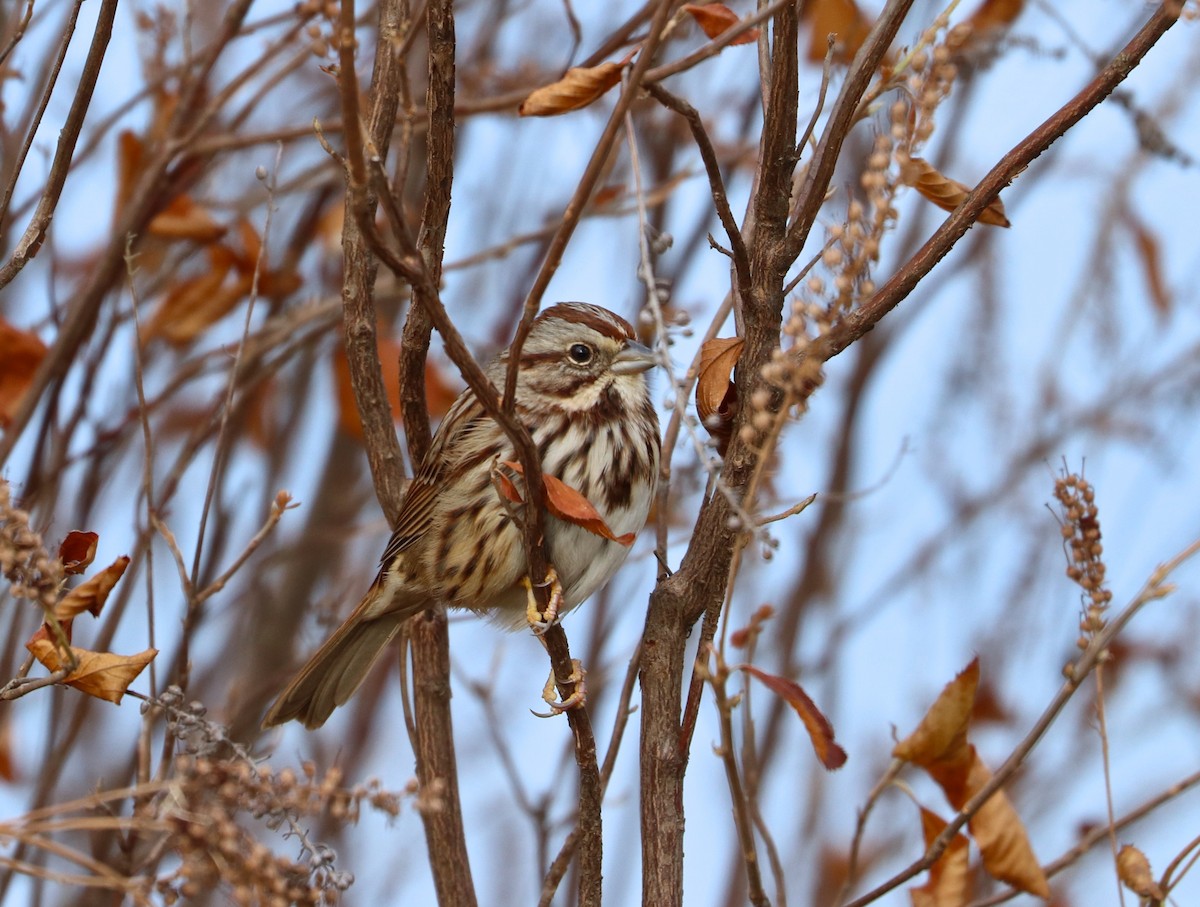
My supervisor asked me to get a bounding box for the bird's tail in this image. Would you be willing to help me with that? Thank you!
[262,587,412,730]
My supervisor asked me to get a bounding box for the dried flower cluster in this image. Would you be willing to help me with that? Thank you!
[156,754,401,906]
[765,14,967,426]
[1054,471,1112,647]
[142,688,405,905]
[0,480,63,611]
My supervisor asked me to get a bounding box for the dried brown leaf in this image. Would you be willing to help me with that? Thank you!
[964,0,1025,35]
[144,252,254,346]
[499,461,636,546]
[58,531,99,575]
[683,3,760,45]
[26,636,157,705]
[0,714,14,782]
[0,319,48,428]
[1128,216,1171,316]
[1117,844,1164,901]
[899,157,1010,227]
[333,332,453,440]
[56,556,130,620]
[804,0,873,63]
[895,660,1049,898]
[148,194,227,243]
[741,664,847,769]
[696,337,743,456]
[956,755,1049,897]
[910,806,970,907]
[894,658,978,766]
[519,60,626,117]
[114,131,144,223]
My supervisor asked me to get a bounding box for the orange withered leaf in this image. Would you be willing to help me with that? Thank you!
[0,714,14,782]
[683,3,760,45]
[696,337,743,456]
[804,0,873,63]
[893,658,978,765]
[335,338,463,438]
[1116,844,1164,901]
[148,194,227,243]
[499,461,635,546]
[26,636,157,705]
[910,806,970,907]
[519,59,626,117]
[741,664,847,769]
[895,659,1049,898]
[58,531,99,575]
[964,0,1025,36]
[144,262,252,346]
[56,555,131,620]
[114,131,144,223]
[0,319,47,428]
[899,157,1010,227]
[1127,215,1170,316]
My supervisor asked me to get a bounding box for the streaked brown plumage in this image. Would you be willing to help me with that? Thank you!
[263,303,660,729]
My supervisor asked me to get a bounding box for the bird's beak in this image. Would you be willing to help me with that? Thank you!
[611,340,658,375]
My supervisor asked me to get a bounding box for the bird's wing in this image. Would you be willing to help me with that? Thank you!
[375,385,488,571]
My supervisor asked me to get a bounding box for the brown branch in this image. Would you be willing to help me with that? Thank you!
[645,83,752,307]
[638,0,805,896]
[408,608,478,907]
[0,0,115,292]
[336,0,408,523]
[705,649,770,907]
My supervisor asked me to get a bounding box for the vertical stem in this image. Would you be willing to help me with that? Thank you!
[410,609,478,907]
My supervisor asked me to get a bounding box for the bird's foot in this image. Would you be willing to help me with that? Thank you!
[533,659,586,717]
[523,566,564,636]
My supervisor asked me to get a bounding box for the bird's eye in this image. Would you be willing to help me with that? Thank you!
[568,343,593,364]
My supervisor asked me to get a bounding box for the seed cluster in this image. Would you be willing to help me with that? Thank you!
[154,754,403,906]
[1054,472,1112,647]
[148,688,405,905]
[0,480,63,611]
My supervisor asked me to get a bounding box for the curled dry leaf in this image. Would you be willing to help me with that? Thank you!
[682,3,760,45]
[56,555,131,620]
[518,53,632,117]
[696,337,743,457]
[1117,845,1165,901]
[899,157,1010,228]
[894,659,1050,899]
[26,635,157,705]
[740,664,847,770]
[498,461,636,546]
[58,531,99,575]
[0,319,48,428]
[910,806,970,907]
[1126,214,1171,316]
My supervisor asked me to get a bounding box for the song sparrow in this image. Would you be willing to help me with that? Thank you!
[264,303,660,729]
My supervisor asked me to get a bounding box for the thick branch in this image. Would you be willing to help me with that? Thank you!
[336,0,408,522]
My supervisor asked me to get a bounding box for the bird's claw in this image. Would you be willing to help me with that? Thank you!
[532,659,586,717]
[524,566,564,636]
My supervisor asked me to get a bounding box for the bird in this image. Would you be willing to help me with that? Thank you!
[263,303,660,729]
